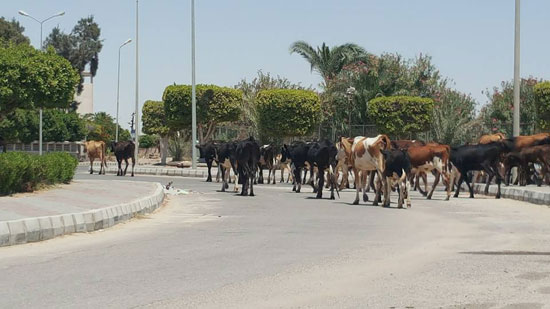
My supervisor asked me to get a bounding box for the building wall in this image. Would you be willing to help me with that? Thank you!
[75,82,94,115]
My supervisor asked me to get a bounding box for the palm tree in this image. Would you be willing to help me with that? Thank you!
[289,41,367,88]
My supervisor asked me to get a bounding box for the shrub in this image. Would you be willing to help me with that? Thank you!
[368,95,434,137]
[255,89,321,138]
[0,152,78,195]
[534,81,550,130]
[139,134,159,149]
[163,84,242,142]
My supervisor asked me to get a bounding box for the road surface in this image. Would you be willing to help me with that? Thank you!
[1,168,550,308]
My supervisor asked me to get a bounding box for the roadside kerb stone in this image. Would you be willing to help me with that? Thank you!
[0,222,9,246]
[0,183,165,247]
[23,218,41,242]
[472,183,550,206]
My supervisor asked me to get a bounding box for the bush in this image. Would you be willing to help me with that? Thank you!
[0,152,78,196]
[255,89,321,138]
[139,134,158,149]
[534,81,550,130]
[368,95,434,137]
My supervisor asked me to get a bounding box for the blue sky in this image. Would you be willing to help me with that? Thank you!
[4,0,550,130]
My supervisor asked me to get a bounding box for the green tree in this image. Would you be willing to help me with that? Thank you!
[0,43,79,120]
[534,81,550,130]
[255,89,321,140]
[44,16,103,93]
[0,17,30,45]
[84,112,130,143]
[142,100,171,164]
[430,87,477,145]
[368,96,434,138]
[480,78,538,136]
[235,71,312,140]
[289,41,367,88]
[163,84,242,143]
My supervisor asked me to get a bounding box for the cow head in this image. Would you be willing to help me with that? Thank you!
[195,144,205,158]
[281,144,290,162]
[111,141,118,153]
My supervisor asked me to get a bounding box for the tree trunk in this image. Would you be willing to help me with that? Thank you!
[160,135,168,165]
[197,125,204,144]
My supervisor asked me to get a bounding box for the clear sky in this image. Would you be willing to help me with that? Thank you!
[4,0,550,130]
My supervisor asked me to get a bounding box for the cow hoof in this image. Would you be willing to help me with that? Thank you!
[407,203,412,208]
[469,195,475,199]
[330,196,335,200]
[453,193,459,198]
[373,202,379,206]
[445,196,450,201]
[225,183,229,189]
[363,195,368,202]
[495,195,501,199]
[427,195,432,200]
[316,196,322,199]
[250,193,255,197]
[352,200,359,205]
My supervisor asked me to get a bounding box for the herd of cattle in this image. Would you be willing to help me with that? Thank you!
[196,132,550,208]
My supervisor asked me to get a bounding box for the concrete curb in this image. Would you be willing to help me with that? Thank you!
[0,183,165,247]
[472,183,550,205]
[102,166,207,178]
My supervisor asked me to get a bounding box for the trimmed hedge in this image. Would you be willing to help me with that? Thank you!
[368,96,434,137]
[0,152,78,196]
[255,89,321,137]
[534,81,550,130]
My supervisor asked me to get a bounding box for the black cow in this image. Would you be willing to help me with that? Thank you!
[381,149,412,208]
[258,144,276,185]
[451,139,514,199]
[235,137,261,196]
[196,142,217,182]
[306,139,339,199]
[111,141,135,177]
[216,141,238,192]
[281,141,311,193]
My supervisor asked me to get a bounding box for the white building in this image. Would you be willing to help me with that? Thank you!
[75,71,93,115]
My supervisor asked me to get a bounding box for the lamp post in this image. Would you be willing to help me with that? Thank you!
[116,38,132,142]
[513,0,521,137]
[191,0,198,169]
[346,86,356,137]
[134,0,140,164]
[18,10,65,155]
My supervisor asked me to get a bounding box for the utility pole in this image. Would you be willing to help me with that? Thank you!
[191,0,198,169]
[134,0,140,163]
[513,0,521,137]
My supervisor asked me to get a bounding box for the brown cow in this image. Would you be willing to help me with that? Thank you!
[503,144,550,186]
[391,140,427,191]
[479,132,506,144]
[407,143,452,200]
[511,133,550,150]
[84,140,106,175]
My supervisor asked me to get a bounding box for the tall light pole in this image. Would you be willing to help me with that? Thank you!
[346,86,356,137]
[18,10,65,155]
[513,0,521,137]
[191,0,198,169]
[116,38,132,142]
[134,0,140,164]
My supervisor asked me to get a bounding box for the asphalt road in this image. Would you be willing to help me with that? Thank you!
[1,168,550,308]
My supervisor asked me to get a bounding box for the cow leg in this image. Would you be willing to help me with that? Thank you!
[427,171,440,200]
[122,158,129,176]
[206,161,212,182]
[249,169,255,196]
[453,172,465,198]
[464,172,475,198]
[89,158,94,174]
[294,167,302,193]
[316,170,324,199]
[353,169,361,205]
[384,176,392,207]
[258,165,264,184]
[417,172,428,197]
[405,174,412,208]
[116,158,122,176]
[362,171,369,202]
[216,164,221,183]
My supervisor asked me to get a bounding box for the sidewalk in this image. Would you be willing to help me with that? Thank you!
[0,180,165,247]
[472,183,550,205]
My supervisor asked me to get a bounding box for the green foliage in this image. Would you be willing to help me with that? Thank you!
[139,134,158,149]
[534,81,550,130]
[44,16,103,93]
[368,96,434,137]
[255,89,321,138]
[168,134,187,161]
[163,84,242,142]
[0,17,30,45]
[430,87,477,145]
[479,78,538,136]
[142,100,170,136]
[0,152,78,196]
[289,41,368,87]
[235,70,312,140]
[0,43,79,120]
[84,112,130,143]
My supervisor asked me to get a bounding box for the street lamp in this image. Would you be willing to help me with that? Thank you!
[346,86,356,137]
[116,38,132,142]
[513,0,521,137]
[191,0,198,169]
[18,10,65,155]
